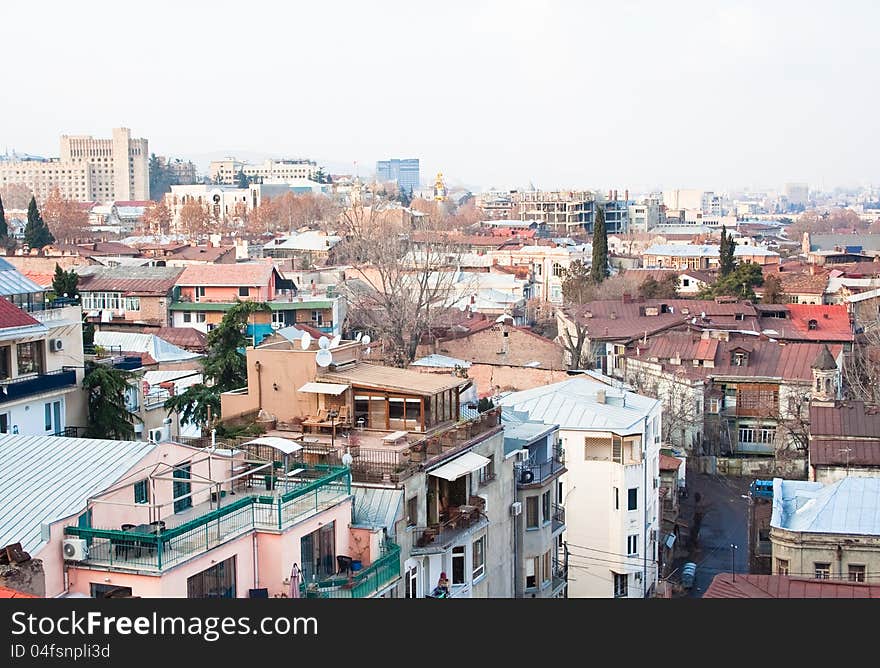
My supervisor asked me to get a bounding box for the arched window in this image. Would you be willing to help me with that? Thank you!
[816,378,821,391]
[825,378,831,393]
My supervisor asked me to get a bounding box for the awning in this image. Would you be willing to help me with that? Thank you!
[298,382,350,396]
[428,452,491,481]
[241,436,303,455]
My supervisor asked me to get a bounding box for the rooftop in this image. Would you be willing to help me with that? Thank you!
[76,265,183,295]
[770,477,880,536]
[93,331,202,363]
[0,258,44,296]
[0,435,157,554]
[497,375,658,433]
[643,244,779,258]
[704,573,880,598]
[0,297,42,331]
[810,401,880,439]
[176,262,277,287]
[318,362,469,395]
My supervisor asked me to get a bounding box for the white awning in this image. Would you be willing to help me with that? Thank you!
[298,382,350,396]
[428,452,491,481]
[241,437,303,455]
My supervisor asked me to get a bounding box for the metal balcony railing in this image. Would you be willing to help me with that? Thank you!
[0,368,77,404]
[551,503,565,532]
[301,542,401,598]
[515,448,565,487]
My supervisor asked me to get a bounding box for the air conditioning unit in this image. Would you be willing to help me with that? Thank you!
[62,538,88,561]
[148,427,165,443]
[510,501,522,517]
[49,338,64,352]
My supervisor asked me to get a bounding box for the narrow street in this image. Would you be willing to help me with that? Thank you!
[673,470,751,597]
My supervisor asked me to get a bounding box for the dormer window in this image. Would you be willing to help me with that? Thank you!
[732,352,749,366]
[808,319,818,330]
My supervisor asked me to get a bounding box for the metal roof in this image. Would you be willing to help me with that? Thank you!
[497,376,658,433]
[0,434,157,554]
[93,331,201,363]
[770,477,880,536]
[411,354,471,369]
[0,258,44,296]
[352,487,402,533]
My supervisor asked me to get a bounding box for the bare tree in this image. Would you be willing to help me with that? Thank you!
[556,312,594,369]
[178,199,210,239]
[41,187,89,243]
[143,200,171,235]
[337,201,465,367]
[0,183,33,209]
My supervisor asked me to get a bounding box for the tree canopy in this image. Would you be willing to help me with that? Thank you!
[24,196,54,249]
[51,264,79,299]
[719,226,736,277]
[590,205,608,283]
[700,261,764,301]
[83,363,138,440]
[638,274,679,299]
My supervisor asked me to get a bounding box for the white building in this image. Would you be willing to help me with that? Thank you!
[0,128,148,203]
[498,376,662,598]
[488,244,591,304]
[209,157,318,185]
[662,189,703,212]
[628,202,660,232]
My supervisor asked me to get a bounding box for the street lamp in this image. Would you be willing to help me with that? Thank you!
[731,544,738,582]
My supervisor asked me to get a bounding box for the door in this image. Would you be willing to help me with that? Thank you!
[53,401,62,434]
[173,465,192,513]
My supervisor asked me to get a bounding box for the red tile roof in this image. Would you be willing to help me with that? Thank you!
[20,271,55,289]
[0,586,38,598]
[78,267,183,296]
[0,297,42,330]
[704,573,880,598]
[779,304,853,342]
[176,262,276,287]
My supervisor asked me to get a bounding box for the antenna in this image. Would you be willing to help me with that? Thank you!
[300,332,313,350]
[330,334,342,348]
[315,349,333,367]
[318,336,330,350]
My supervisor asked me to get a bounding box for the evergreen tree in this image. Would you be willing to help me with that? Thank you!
[83,363,139,440]
[51,263,79,300]
[24,196,54,249]
[719,225,736,277]
[590,204,609,283]
[235,170,250,188]
[0,193,7,240]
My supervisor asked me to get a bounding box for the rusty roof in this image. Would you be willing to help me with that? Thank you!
[809,401,880,438]
[810,438,880,467]
[176,262,277,287]
[704,573,880,598]
[77,266,183,295]
[659,454,683,471]
[773,304,853,342]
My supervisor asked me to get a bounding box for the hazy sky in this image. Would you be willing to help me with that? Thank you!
[3,1,879,193]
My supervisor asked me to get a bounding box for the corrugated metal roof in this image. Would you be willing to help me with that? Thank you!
[76,266,182,295]
[0,259,44,296]
[352,487,402,533]
[810,439,880,467]
[0,434,157,554]
[0,297,42,330]
[411,354,471,369]
[704,573,880,598]
[771,477,880,536]
[810,401,880,438]
[93,331,201,362]
[644,244,778,258]
[497,376,657,432]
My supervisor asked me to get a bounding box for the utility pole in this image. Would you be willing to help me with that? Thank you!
[731,544,738,582]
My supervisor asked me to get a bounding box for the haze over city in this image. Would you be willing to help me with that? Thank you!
[3,0,880,191]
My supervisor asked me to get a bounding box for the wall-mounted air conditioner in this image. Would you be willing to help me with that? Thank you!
[148,427,165,443]
[49,338,64,352]
[510,501,522,516]
[62,538,88,561]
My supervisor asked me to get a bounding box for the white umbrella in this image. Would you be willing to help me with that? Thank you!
[289,563,301,598]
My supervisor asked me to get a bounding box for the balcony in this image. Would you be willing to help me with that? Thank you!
[64,466,351,572]
[0,368,77,404]
[411,502,488,555]
[551,503,565,533]
[515,449,565,487]
[552,559,568,595]
[301,542,401,598]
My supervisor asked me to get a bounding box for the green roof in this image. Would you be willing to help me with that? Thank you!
[170,300,333,312]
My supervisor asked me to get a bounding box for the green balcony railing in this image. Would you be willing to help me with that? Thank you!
[64,466,351,572]
[302,542,401,598]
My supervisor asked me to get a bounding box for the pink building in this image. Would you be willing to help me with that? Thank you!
[0,434,399,598]
[175,262,289,304]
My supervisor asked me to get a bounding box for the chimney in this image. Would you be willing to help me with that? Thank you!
[613,189,618,201]
[624,189,629,202]
[608,190,613,201]
[596,389,606,404]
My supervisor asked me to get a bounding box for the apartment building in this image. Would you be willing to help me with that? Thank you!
[628,201,660,232]
[220,336,517,598]
[376,158,420,192]
[0,128,148,202]
[488,243,591,304]
[642,244,780,270]
[498,376,662,598]
[76,266,183,329]
[503,409,567,597]
[518,190,596,235]
[209,158,318,185]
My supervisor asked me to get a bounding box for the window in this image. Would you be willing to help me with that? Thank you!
[732,352,748,366]
[739,427,755,444]
[125,385,139,411]
[552,262,564,277]
[134,480,149,504]
[44,403,53,432]
[17,341,42,375]
[526,496,539,529]
[849,565,866,583]
[808,319,818,330]
[125,297,140,311]
[195,286,206,302]
[542,490,551,524]
[90,584,133,599]
[311,310,324,325]
[405,495,419,527]
[814,563,831,580]
[627,534,638,556]
[452,546,466,585]
[775,558,789,575]
[613,486,619,510]
[628,488,638,511]
[405,565,418,598]
[472,536,486,580]
[525,557,538,589]
[183,312,192,323]
[196,313,207,323]
[0,345,11,379]
[238,287,250,297]
[612,435,623,463]
[682,278,690,287]
[613,572,628,598]
[542,550,552,586]
[479,455,495,484]
[187,556,237,598]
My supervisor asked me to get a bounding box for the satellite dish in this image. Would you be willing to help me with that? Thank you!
[316,349,333,368]
[300,332,313,350]
[355,332,363,342]
[330,334,342,348]
[318,336,331,349]
[361,334,372,345]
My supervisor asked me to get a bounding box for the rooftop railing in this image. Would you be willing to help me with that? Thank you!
[302,542,401,598]
[0,367,77,403]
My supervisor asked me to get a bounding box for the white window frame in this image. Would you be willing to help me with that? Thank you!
[627,534,638,556]
[472,536,486,581]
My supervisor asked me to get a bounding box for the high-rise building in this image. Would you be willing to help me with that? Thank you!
[376,158,420,192]
[0,127,149,203]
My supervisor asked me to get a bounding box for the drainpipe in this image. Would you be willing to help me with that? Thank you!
[643,416,648,598]
[254,360,262,410]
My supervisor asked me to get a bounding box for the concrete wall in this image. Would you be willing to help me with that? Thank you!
[811,464,880,484]
[715,456,807,479]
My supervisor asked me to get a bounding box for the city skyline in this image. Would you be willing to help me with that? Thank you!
[2,1,880,193]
